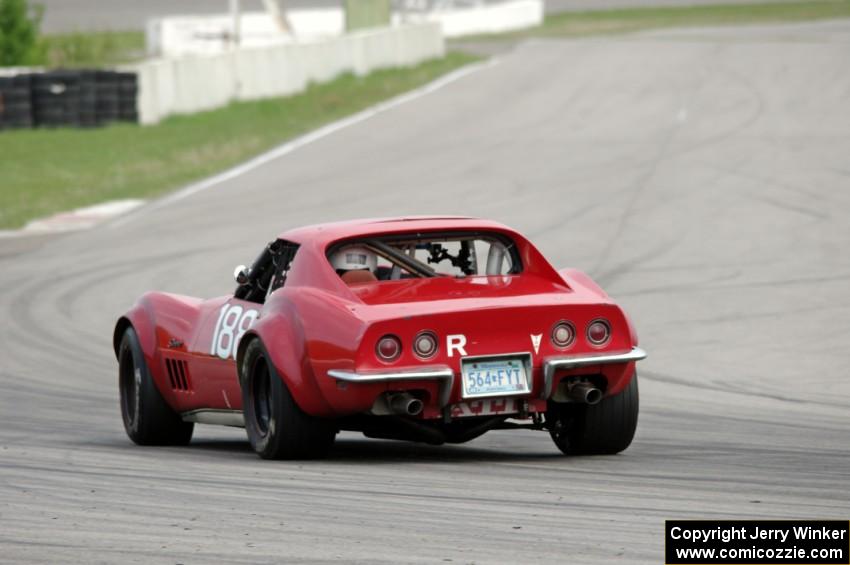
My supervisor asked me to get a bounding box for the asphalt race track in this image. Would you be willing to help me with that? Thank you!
[1,21,849,564]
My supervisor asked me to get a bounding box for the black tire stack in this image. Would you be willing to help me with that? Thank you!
[117,72,139,123]
[0,70,139,130]
[78,71,99,128]
[0,75,34,130]
[95,70,121,125]
[32,71,83,128]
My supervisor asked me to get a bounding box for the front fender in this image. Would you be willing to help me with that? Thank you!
[114,292,204,413]
[114,292,159,362]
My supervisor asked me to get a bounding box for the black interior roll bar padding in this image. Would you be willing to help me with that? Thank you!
[364,238,436,278]
[234,242,274,301]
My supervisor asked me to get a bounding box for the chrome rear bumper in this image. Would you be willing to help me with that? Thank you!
[541,346,647,399]
[327,346,647,406]
[327,367,455,407]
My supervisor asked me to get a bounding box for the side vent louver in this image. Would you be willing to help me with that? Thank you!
[165,358,192,392]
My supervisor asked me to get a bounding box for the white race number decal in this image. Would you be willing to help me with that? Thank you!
[211,303,259,360]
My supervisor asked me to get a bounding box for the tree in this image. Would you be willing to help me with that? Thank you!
[0,0,41,66]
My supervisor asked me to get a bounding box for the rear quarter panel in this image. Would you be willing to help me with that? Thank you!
[240,286,375,417]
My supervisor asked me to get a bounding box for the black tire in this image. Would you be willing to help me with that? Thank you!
[240,339,336,460]
[118,327,194,446]
[547,373,639,455]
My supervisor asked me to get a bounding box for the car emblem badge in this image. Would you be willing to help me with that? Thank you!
[530,334,542,354]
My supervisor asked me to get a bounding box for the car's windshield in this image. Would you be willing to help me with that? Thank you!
[329,233,521,283]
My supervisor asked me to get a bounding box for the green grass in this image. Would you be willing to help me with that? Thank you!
[33,30,145,67]
[463,0,850,41]
[0,52,478,229]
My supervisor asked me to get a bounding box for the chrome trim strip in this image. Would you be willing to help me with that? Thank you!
[327,367,455,407]
[181,409,245,427]
[541,346,647,400]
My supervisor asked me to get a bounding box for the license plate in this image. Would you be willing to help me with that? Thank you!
[461,355,530,399]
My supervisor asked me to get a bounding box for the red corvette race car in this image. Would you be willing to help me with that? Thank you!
[114,217,646,459]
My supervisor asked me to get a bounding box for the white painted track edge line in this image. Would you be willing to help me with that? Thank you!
[107,57,501,229]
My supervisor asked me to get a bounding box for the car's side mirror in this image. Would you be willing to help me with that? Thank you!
[234,265,250,285]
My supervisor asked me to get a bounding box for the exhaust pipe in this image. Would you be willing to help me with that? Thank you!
[388,393,424,416]
[568,382,603,405]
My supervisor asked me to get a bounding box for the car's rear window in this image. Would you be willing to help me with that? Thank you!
[328,232,522,283]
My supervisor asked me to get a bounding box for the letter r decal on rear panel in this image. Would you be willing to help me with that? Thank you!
[447,334,467,357]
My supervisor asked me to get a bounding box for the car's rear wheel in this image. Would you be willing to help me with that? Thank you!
[546,373,639,455]
[118,326,194,446]
[241,340,336,460]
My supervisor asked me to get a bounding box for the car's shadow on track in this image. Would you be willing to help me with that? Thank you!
[184,437,567,463]
[329,439,564,463]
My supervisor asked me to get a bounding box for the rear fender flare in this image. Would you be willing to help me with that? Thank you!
[558,268,609,298]
[559,267,640,351]
[236,316,332,417]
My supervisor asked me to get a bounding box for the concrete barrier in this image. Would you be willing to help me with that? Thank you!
[130,23,444,125]
[147,0,542,57]
[394,0,544,37]
[147,10,346,58]
[0,67,43,77]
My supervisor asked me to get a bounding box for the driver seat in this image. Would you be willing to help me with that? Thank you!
[341,269,378,285]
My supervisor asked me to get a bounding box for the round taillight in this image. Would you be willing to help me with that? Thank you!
[413,331,438,359]
[551,322,575,348]
[376,335,401,362]
[587,319,611,346]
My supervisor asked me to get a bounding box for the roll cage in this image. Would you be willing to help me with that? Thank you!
[326,231,523,281]
[234,239,299,303]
